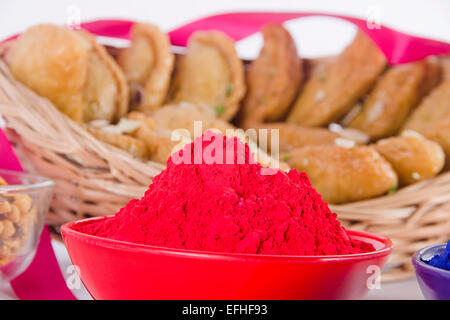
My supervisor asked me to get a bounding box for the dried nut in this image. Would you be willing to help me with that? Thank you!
[0,177,34,265]
[2,194,16,203]
[0,244,11,259]
[0,200,11,214]
[12,225,24,239]
[8,205,21,223]
[1,220,15,239]
[6,239,21,250]
[13,194,32,213]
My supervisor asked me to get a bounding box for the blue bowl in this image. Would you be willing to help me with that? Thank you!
[412,244,450,300]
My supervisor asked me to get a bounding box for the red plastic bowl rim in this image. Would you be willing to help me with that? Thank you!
[61,216,393,263]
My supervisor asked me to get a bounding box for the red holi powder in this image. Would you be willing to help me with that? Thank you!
[75,131,374,255]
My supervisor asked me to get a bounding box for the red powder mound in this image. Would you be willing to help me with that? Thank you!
[76,131,374,255]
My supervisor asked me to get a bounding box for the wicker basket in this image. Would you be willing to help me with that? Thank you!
[0,56,449,281]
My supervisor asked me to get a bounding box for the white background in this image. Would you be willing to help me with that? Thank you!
[1,0,450,43]
[2,0,448,300]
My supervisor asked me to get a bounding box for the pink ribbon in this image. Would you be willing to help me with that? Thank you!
[1,12,449,300]
[0,130,75,300]
[80,12,450,64]
[167,12,450,64]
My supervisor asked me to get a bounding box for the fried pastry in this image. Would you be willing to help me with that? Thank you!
[129,103,235,163]
[89,129,149,159]
[127,111,188,164]
[240,24,302,123]
[246,121,369,154]
[287,145,398,203]
[349,57,441,139]
[208,128,290,171]
[134,127,182,164]
[6,24,129,122]
[403,81,450,133]
[375,132,445,186]
[78,31,129,122]
[440,55,450,80]
[425,119,450,169]
[151,103,235,136]
[127,107,287,169]
[287,31,387,127]
[117,23,174,112]
[402,81,450,164]
[169,31,246,120]
[126,111,156,130]
[6,24,88,121]
[248,122,339,153]
[87,123,149,159]
[302,56,334,79]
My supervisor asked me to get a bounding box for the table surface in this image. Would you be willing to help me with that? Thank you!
[0,240,425,300]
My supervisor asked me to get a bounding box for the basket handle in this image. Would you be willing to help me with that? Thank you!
[80,12,450,64]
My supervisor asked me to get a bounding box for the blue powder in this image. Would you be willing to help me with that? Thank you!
[427,240,450,271]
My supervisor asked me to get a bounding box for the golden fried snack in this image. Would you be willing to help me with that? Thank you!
[287,145,398,204]
[135,128,181,164]
[117,23,174,112]
[126,111,156,130]
[287,31,387,127]
[169,31,246,120]
[78,31,129,122]
[7,24,87,121]
[246,121,369,154]
[6,25,129,122]
[440,55,450,80]
[240,24,302,123]
[349,57,441,139]
[375,132,445,186]
[87,125,149,159]
[151,103,235,135]
[249,122,340,153]
[402,81,450,164]
[127,111,188,164]
[127,108,287,168]
[403,81,450,133]
[302,56,334,78]
[426,119,450,169]
[128,103,235,163]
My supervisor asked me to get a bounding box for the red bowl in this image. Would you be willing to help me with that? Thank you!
[61,217,393,300]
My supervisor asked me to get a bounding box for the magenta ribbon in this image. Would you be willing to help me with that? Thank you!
[1,12,450,300]
[79,12,450,65]
[167,12,450,64]
[0,130,75,299]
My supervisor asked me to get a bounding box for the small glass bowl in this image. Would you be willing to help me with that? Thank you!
[0,169,54,281]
